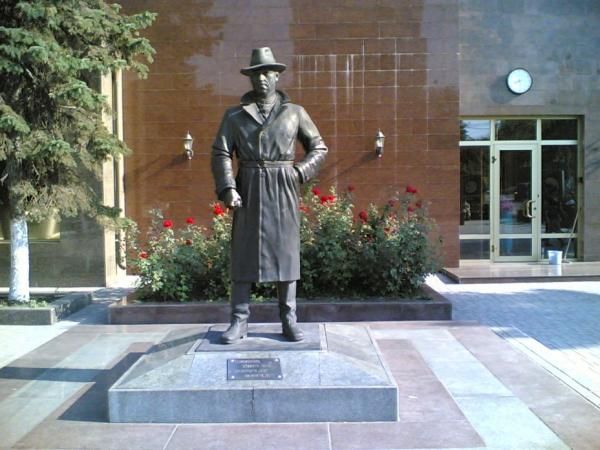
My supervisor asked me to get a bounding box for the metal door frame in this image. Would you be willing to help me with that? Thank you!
[491,142,540,262]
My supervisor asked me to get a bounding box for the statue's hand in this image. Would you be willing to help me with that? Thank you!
[223,188,242,209]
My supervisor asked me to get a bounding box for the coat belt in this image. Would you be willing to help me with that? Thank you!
[239,160,294,168]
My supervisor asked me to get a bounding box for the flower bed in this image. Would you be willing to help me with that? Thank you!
[125,184,442,303]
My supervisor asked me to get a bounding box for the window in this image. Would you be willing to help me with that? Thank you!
[459,117,580,261]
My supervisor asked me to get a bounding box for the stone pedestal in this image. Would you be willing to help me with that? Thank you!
[108,323,398,423]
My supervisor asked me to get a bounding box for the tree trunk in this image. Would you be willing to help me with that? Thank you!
[8,216,30,304]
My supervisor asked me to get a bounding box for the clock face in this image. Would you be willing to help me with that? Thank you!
[507,68,532,94]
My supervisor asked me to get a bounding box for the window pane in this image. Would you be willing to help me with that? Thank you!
[460,120,490,141]
[460,146,490,234]
[542,119,577,140]
[460,239,490,259]
[495,119,536,140]
[541,238,577,259]
[499,150,532,234]
[541,146,578,233]
[499,238,532,257]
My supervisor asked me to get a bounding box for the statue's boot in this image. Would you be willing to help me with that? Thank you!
[221,282,251,344]
[278,281,304,342]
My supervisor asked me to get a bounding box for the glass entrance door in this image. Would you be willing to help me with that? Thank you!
[493,144,540,261]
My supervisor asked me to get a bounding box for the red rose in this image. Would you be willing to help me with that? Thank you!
[358,211,368,222]
[347,184,355,192]
[185,239,192,246]
[212,204,225,216]
[163,219,173,228]
[185,217,195,224]
[416,200,423,208]
[312,187,321,196]
[406,185,418,194]
[139,251,149,259]
[407,205,415,213]
[320,195,328,204]
[328,195,335,202]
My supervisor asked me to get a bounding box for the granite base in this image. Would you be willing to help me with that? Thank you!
[108,323,398,423]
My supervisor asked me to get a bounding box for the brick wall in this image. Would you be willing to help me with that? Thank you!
[121,0,460,266]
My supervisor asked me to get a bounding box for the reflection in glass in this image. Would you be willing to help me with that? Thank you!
[460,239,490,259]
[495,120,536,140]
[499,150,531,234]
[541,146,578,233]
[460,146,490,234]
[460,120,491,141]
[499,238,531,257]
[542,119,577,140]
[0,162,60,240]
[542,238,577,259]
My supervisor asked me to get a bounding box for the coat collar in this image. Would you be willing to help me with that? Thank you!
[240,90,291,105]
[240,90,290,126]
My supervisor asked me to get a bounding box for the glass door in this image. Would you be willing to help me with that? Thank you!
[493,144,540,261]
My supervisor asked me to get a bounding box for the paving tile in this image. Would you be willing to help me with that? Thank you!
[329,419,483,450]
[453,324,600,450]
[166,423,330,450]
[533,408,600,450]
[374,323,573,448]
[378,339,436,377]
[375,339,416,352]
[395,375,466,422]
[0,333,161,447]
[453,395,568,449]
[13,421,175,450]
[383,349,435,377]
[425,360,513,397]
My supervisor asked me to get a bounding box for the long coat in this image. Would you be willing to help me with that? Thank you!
[211,91,327,282]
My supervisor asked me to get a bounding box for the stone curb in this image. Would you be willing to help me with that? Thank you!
[0,292,93,325]
[108,284,452,324]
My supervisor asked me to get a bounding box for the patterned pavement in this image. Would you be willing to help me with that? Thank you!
[428,275,600,409]
[1,283,600,449]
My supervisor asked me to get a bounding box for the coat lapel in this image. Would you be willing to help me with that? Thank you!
[242,103,265,125]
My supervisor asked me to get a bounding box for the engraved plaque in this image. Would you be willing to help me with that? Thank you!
[227,358,283,381]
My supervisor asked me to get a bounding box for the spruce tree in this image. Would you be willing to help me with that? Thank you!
[0,1,155,303]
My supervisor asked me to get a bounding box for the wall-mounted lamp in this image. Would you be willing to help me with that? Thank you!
[375,129,385,158]
[183,131,194,159]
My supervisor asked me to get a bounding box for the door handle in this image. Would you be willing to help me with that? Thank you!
[525,200,535,218]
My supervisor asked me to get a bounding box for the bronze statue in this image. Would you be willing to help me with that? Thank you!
[211,47,327,344]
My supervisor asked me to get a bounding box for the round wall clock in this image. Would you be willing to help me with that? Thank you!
[506,68,532,94]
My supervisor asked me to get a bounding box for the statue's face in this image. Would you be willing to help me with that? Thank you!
[250,69,279,97]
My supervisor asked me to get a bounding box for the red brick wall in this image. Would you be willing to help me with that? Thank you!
[121,0,459,266]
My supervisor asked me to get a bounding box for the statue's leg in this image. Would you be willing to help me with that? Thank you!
[278,281,304,342]
[221,281,251,344]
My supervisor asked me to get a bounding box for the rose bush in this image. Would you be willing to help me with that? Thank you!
[127,185,440,302]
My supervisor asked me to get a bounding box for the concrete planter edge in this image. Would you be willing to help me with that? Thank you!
[108,284,452,324]
[0,292,93,325]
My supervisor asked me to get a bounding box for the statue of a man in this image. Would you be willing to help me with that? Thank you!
[211,47,327,344]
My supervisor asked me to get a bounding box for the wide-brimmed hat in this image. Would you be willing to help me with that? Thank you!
[240,47,286,76]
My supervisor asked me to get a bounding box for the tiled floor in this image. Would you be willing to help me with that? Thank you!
[1,290,600,449]
[430,274,600,413]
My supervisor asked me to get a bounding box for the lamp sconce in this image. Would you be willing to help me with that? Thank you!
[375,129,385,158]
[183,131,194,160]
